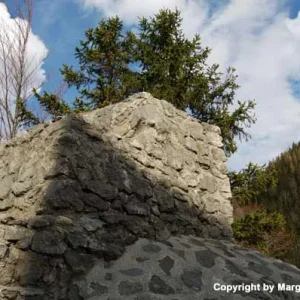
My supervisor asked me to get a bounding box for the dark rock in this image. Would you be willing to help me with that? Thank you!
[105,273,113,281]
[121,216,155,237]
[169,248,185,259]
[118,280,143,296]
[99,211,125,224]
[28,216,53,228]
[15,236,32,250]
[248,261,273,277]
[82,193,110,211]
[45,181,84,211]
[142,243,162,254]
[225,260,247,277]
[88,240,125,261]
[78,216,104,232]
[66,230,89,248]
[123,198,150,216]
[64,250,95,273]
[88,282,108,297]
[159,256,174,275]
[17,254,46,286]
[180,269,203,291]
[175,200,199,224]
[195,250,217,268]
[83,180,118,201]
[67,284,83,300]
[111,199,123,211]
[274,261,300,276]
[154,186,175,213]
[136,256,150,263]
[189,238,204,247]
[148,275,174,295]
[180,242,191,249]
[120,268,144,277]
[31,229,67,255]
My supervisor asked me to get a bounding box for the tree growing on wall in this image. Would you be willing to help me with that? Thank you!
[34,9,256,156]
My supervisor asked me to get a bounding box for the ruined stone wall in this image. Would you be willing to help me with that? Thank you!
[0,92,234,299]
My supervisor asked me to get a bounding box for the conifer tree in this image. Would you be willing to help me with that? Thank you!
[60,16,140,110]
[35,9,256,156]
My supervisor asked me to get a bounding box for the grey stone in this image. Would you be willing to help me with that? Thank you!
[189,238,204,247]
[154,187,175,213]
[88,282,108,297]
[55,216,74,226]
[66,230,89,248]
[11,179,32,196]
[159,256,174,275]
[118,281,143,296]
[4,226,31,242]
[142,243,162,254]
[31,229,67,255]
[120,268,144,277]
[136,256,150,263]
[123,199,150,216]
[169,248,185,259]
[82,192,110,211]
[0,198,13,211]
[84,180,118,201]
[45,181,84,211]
[225,260,247,277]
[28,216,52,228]
[1,289,19,299]
[105,273,113,281]
[64,250,95,273]
[195,250,217,268]
[180,269,203,291]
[15,236,32,250]
[148,275,174,295]
[0,177,12,199]
[78,216,104,232]
[0,244,7,258]
[248,261,273,277]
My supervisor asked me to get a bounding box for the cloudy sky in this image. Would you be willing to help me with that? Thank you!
[2,0,300,171]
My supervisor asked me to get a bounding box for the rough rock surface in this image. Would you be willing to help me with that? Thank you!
[68,236,300,300]
[0,92,299,299]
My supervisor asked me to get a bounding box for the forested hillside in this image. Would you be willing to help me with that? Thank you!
[231,143,300,267]
[263,142,300,230]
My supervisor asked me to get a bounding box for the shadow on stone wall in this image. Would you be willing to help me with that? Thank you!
[1,115,231,299]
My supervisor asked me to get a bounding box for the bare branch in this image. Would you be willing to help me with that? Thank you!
[0,0,47,141]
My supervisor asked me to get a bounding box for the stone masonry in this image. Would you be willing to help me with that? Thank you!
[0,92,299,299]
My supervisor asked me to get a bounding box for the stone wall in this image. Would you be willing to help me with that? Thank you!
[0,92,234,298]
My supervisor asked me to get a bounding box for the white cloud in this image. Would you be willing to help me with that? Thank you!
[77,0,300,170]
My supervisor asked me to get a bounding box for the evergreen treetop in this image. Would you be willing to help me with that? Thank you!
[34,8,256,156]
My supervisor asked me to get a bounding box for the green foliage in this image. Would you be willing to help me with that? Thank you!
[261,142,300,237]
[32,88,72,118]
[36,9,256,156]
[230,153,300,267]
[232,210,286,248]
[134,8,256,155]
[229,162,277,206]
[60,16,140,109]
[16,98,40,128]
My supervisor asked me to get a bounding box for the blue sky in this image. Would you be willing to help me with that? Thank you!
[2,0,300,171]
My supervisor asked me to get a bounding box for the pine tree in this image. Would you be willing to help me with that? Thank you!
[61,16,140,110]
[35,9,256,156]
